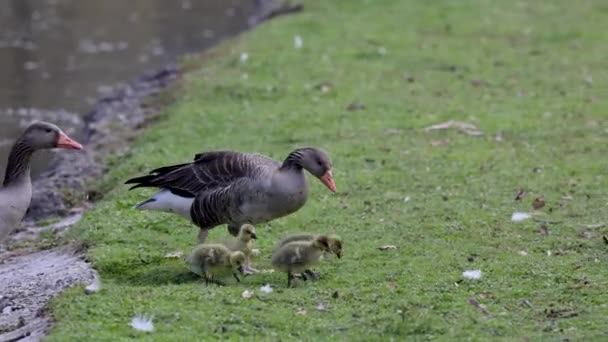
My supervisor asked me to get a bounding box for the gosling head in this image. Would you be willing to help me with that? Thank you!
[238,224,257,242]
[229,251,246,274]
[328,234,343,258]
[313,235,331,253]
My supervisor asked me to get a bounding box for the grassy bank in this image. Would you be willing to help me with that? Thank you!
[48,0,608,340]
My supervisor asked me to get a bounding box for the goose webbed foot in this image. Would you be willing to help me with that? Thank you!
[302,269,320,281]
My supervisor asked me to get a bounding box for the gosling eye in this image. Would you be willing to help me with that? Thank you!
[45,128,52,133]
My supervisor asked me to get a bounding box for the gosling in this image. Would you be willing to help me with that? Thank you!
[186,244,245,286]
[275,233,343,259]
[271,235,331,287]
[223,224,257,274]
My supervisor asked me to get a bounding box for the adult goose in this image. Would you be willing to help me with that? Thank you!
[0,121,83,242]
[125,147,336,243]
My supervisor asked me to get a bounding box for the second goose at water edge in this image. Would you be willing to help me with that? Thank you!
[0,121,83,243]
[125,147,336,244]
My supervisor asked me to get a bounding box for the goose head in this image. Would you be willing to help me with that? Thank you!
[295,148,336,192]
[22,121,83,150]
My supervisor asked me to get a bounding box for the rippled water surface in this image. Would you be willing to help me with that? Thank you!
[0,0,263,179]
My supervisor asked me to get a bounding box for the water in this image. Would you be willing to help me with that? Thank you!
[0,0,265,180]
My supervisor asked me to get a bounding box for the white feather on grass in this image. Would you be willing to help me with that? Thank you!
[130,315,154,332]
[260,284,273,293]
[511,212,531,222]
[462,269,482,280]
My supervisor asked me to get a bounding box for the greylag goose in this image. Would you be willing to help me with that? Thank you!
[125,147,336,244]
[186,243,245,285]
[0,121,83,242]
[271,235,331,287]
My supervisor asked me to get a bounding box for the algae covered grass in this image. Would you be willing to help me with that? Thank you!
[49,0,608,340]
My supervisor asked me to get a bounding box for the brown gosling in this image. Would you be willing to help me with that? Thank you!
[274,233,343,280]
[186,243,246,286]
[223,224,258,274]
[271,235,331,287]
[275,233,343,259]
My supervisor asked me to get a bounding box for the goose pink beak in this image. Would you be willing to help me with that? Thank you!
[57,131,83,150]
[320,169,336,192]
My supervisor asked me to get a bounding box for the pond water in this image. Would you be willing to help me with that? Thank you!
[0,0,267,179]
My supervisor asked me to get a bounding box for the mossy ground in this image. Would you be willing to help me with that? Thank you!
[48,0,608,340]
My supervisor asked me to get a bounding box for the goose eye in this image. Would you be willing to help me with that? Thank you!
[45,128,52,133]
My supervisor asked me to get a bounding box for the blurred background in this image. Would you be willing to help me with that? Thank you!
[0,0,268,179]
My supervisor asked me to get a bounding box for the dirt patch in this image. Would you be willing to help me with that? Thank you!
[0,248,95,342]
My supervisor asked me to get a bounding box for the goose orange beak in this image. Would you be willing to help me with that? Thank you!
[57,131,83,150]
[320,169,336,192]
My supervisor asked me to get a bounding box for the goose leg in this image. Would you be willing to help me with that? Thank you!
[233,272,241,283]
[287,272,296,288]
[198,229,209,243]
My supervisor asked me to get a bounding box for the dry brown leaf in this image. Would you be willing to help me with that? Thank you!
[430,139,449,146]
[514,189,527,201]
[467,297,490,316]
[346,102,366,111]
[425,120,484,136]
[378,245,398,250]
[477,292,495,299]
[532,196,545,210]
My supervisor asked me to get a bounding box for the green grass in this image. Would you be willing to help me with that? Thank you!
[47,0,608,340]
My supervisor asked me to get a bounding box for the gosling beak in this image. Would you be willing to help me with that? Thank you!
[56,131,83,150]
[320,169,336,193]
[250,233,257,240]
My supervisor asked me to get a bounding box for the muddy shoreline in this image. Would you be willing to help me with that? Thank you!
[0,2,301,340]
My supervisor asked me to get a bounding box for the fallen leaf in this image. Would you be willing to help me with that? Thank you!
[514,189,527,201]
[346,102,366,111]
[477,292,495,299]
[425,120,484,136]
[379,245,398,250]
[430,139,449,146]
[164,250,184,259]
[241,290,254,299]
[532,196,545,210]
[467,297,490,316]
[384,128,402,136]
[296,307,307,315]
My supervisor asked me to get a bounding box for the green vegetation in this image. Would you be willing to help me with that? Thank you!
[48,0,608,340]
